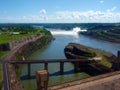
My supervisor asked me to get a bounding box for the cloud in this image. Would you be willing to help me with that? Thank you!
[40,9,46,15]
[54,10,120,23]
[99,0,104,4]
[107,6,117,12]
[1,8,120,23]
[111,6,117,11]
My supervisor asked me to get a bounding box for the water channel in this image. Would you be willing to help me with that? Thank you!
[21,28,120,90]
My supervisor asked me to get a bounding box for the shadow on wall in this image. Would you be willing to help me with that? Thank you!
[0,43,10,51]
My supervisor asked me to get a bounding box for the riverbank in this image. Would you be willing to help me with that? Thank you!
[81,29,120,43]
[0,25,52,79]
[1,26,53,90]
[64,43,117,75]
[2,34,53,90]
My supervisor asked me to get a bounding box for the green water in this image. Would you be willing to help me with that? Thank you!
[21,29,120,90]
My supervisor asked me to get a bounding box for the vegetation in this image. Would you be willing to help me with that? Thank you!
[32,23,120,43]
[80,23,120,43]
[32,23,120,30]
[0,24,52,88]
[65,43,116,68]
[0,25,51,44]
[65,43,116,76]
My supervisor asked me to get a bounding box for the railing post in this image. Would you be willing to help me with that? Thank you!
[112,51,120,70]
[28,63,31,78]
[36,70,49,90]
[117,51,120,61]
[2,60,10,90]
[44,62,48,70]
[60,61,64,75]
[117,51,120,70]
[74,62,80,72]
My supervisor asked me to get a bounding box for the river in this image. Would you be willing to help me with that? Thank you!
[21,28,120,90]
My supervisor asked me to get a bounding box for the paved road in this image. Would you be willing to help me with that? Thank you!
[49,71,120,90]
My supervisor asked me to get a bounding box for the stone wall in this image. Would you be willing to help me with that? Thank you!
[3,34,53,90]
[9,34,43,50]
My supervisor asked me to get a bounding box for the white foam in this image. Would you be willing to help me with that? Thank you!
[73,27,87,32]
[50,27,87,36]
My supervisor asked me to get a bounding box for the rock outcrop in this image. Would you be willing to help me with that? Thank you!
[64,43,116,76]
[64,43,96,59]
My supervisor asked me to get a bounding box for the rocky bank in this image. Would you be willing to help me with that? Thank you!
[64,43,116,75]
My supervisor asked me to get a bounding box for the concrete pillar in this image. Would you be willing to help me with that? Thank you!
[112,51,120,70]
[117,51,120,61]
[28,64,31,78]
[117,51,120,70]
[74,62,80,72]
[60,62,64,75]
[44,62,48,70]
[36,70,49,90]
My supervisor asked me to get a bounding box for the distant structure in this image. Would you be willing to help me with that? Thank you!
[73,27,87,32]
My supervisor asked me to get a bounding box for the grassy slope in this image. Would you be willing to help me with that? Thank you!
[81,26,120,43]
[80,44,116,68]
[0,34,34,44]
[0,28,52,89]
[67,43,116,68]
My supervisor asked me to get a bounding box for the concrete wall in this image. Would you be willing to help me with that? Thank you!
[3,34,53,90]
[0,43,10,51]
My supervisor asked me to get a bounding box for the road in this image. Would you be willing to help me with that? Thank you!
[49,71,120,90]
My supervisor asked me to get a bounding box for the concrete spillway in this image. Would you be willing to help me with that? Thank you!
[50,27,87,36]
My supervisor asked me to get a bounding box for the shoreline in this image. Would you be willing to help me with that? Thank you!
[2,33,53,90]
[81,34,120,43]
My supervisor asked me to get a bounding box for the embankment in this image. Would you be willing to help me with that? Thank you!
[2,34,53,90]
[64,43,117,75]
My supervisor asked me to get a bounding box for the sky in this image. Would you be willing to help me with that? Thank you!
[0,0,120,23]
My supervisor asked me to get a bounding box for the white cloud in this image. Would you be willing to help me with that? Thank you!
[1,8,120,23]
[99,0,104,4]
[111,6,117,11]
[40,9,46,15]
[54,10,120,23]
[107,6,117,12]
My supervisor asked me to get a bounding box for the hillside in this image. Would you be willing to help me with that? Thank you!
[81,24,120,43]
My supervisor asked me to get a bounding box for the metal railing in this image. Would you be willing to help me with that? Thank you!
[2,58,98,90]
[2,60,10,90]
[1,50,120,90]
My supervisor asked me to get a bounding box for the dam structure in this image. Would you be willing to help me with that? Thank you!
[1,28,120,90]
[50,27,87,36]
[2,50,120,90]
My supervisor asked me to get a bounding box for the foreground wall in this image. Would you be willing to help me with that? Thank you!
[2,34,53,90]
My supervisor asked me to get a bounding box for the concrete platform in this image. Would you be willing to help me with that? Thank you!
[49,71,120,90]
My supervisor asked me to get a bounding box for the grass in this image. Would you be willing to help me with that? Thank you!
[0,28,52,44]
[71,43,115,68]
[88,48,113,68]
[0,34,34,44]
[0,51,8,81]
[0,27,52,89]
[0,51,8,59]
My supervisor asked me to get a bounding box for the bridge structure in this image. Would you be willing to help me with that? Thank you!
[9,59,101,77]
[1,58,101,90]
[1,51,120,90]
